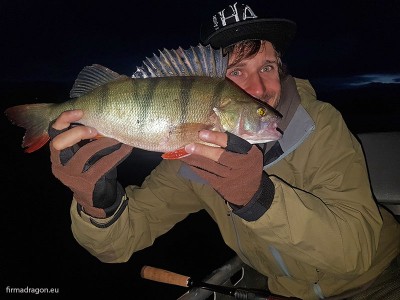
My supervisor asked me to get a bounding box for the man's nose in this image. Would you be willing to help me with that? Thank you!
[244,73,266,99]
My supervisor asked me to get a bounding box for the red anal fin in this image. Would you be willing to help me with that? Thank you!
[161,147,191,159]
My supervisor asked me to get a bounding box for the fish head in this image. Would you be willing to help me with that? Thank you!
[213,97,282,144]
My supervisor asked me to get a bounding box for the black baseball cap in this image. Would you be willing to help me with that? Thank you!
[200,2,296,54]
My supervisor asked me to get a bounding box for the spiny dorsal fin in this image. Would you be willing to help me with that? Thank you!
[70,64,127,98]
[132,44,227,79]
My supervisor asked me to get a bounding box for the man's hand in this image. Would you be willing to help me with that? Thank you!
[50,110,98,150]
[181,130,264,206]
[49,110,133,218]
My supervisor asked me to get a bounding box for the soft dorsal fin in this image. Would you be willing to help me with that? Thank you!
[132,44,227,79]
[70,64,127,98]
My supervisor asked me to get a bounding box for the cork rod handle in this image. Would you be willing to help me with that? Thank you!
[140,266,190,287]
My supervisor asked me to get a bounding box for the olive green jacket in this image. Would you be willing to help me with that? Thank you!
[70,78,399,299]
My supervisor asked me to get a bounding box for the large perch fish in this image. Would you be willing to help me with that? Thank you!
[5,44,282,159]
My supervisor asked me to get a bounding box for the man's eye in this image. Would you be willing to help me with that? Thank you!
[261,65,273,72]
[229,69,241,76]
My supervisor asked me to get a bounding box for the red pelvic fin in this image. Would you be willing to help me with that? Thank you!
[161,147,191,159]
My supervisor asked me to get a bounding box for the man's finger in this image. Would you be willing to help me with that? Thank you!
[51,126,97,151]
[198,130,228,148]
[183,130,227,161]
[185,142,224,161]
[52,110,84,130]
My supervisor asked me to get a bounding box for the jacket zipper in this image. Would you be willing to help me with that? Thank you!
[229,211,251,266]
[268,245,291,277]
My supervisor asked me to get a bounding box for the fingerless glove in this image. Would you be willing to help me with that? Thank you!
[49,126,133,219]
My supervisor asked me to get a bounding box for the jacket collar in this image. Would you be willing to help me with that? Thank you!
[263,76,315,168]
[275,75,301,132]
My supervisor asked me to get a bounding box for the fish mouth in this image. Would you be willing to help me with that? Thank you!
[238,118,282,144]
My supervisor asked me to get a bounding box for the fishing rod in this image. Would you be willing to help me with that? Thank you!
[141,265,272,300]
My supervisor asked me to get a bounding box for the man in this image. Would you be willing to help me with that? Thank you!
[49,2,399,299]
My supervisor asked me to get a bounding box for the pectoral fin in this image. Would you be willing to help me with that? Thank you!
[162,147,190,159]
[161,123,213,159]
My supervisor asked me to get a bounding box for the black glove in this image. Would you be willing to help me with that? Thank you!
[48,124,133,219]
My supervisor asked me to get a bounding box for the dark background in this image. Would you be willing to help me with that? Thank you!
[1,0,400,299]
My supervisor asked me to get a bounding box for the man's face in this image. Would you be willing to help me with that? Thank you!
[226,41,281,108]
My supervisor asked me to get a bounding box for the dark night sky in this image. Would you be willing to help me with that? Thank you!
[1,1,400,299]
[1,0,399,84]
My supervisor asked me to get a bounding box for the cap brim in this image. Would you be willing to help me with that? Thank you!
[202,18,296,53]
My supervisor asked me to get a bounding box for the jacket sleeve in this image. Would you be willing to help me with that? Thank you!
[259,102,383,275]
[70,159,203,263]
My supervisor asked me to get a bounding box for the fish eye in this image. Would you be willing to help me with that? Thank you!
[257,107,266,117]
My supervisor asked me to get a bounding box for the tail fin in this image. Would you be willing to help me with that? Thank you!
[5,103,54,153]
